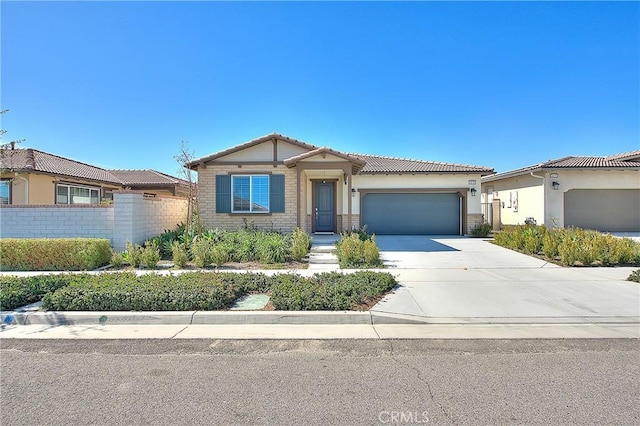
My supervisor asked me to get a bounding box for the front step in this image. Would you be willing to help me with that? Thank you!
[310,244,336,254]
[308,252,339,265]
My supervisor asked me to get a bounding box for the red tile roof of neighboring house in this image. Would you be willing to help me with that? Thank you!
[109,169,191,187]
[0,148,188,187]
[1,148,119,183]
[483,151,640,182]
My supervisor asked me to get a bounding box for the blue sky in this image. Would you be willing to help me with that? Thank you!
[1,1,638,177]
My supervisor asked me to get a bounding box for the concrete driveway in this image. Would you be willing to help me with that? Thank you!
[372,236,640,327]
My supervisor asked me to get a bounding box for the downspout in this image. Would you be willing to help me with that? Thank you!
[13,173,29,204]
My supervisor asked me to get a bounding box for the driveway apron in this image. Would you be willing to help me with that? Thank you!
[372,236,640,323]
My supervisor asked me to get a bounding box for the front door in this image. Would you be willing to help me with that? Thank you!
[314,181,335,232]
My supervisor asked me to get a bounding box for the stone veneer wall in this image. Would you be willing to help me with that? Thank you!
[197,164,298,233]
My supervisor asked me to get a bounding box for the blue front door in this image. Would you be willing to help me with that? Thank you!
[315,182,335,232]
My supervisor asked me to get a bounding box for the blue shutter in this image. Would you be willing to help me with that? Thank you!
[216,175,231,213]
[270,174,285,213]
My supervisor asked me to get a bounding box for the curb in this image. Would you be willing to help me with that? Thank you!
[4,310,638,327]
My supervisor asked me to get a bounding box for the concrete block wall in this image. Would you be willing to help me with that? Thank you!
[0,205,114,240]
[197,164,298,233]
[0,193,188,251]
[112,192,188,251]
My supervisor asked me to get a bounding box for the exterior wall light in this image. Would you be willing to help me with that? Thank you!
[551,181,560,190]
[470,188,477,196]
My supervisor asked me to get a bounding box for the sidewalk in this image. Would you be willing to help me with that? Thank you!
[2,323,638,339]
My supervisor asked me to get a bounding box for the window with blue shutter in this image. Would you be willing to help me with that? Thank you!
[221,174,285,214]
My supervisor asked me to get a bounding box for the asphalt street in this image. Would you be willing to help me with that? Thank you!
[1,339,638,425]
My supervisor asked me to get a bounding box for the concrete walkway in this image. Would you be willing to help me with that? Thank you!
[307,233,340,271]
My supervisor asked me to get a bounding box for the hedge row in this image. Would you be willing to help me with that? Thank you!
[0,275,77,311]
[270,271,397,310]
[494,226,640,266]
[0,238,111,271]
[34,271,397,311]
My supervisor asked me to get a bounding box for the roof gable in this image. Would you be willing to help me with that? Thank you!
[186,133,317,168]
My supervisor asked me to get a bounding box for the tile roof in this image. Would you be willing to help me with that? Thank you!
[351,153,495,175]
[483,151,640,182]
[109,169,190,186]
[188,132,494,175]
[1,148,119,183]
[0,148,188,187]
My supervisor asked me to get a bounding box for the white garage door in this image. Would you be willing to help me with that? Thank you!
[564,189,640,232]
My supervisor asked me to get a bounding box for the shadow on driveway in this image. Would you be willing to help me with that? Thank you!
[374,235,460,252]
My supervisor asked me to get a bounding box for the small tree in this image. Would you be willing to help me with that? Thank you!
[174,140,201,239]
[0,108,26,170]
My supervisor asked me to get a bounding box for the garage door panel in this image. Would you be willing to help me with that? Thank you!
[564,189,640,232]
[361,193,461,235]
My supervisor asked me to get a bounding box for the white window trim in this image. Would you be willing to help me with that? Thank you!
[56,183,101,205]
[231,174,270,213]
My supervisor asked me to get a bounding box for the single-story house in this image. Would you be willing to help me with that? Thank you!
[481,150,640,232]
[186,133,495,235]
[0,147,191,205]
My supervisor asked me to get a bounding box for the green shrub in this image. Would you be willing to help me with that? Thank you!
[19,270,396,312]
[140,241,160,269]
[224,229,259,262]
[270,271,396,310]
[257,232,290,263]
[542,229,561,259]
[171,241,189,268]
[470,223,493,237]
[336,233,382,268]
[191,238,216,268]
[363,237,381,266]
[109,249,124,267]
[210,243,229,267]
[628,270,640,283]
[42,272,243,311]
[290,228,312,260]
[149,223,186,259]
[0,238,111,271]
[494,225,640,266]
[0,275,77,310]
[123,241,143,268]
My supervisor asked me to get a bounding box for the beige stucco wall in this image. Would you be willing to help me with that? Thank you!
[351,173,482,215]
[546,169,640,228]
[197,163,298,232]
[213,139,311,162]
[483,174,545,226]
[483,169,640,228]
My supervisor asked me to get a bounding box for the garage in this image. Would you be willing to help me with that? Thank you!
[564,189,640,232]
[361,192,461,235]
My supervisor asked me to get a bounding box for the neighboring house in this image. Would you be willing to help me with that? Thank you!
[0,147,191,205]
[186,133,494,235]
[481,151,640,232]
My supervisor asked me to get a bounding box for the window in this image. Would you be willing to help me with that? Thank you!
[0,179,10,204]
[56,184,100,205]
[232,175,269,213]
